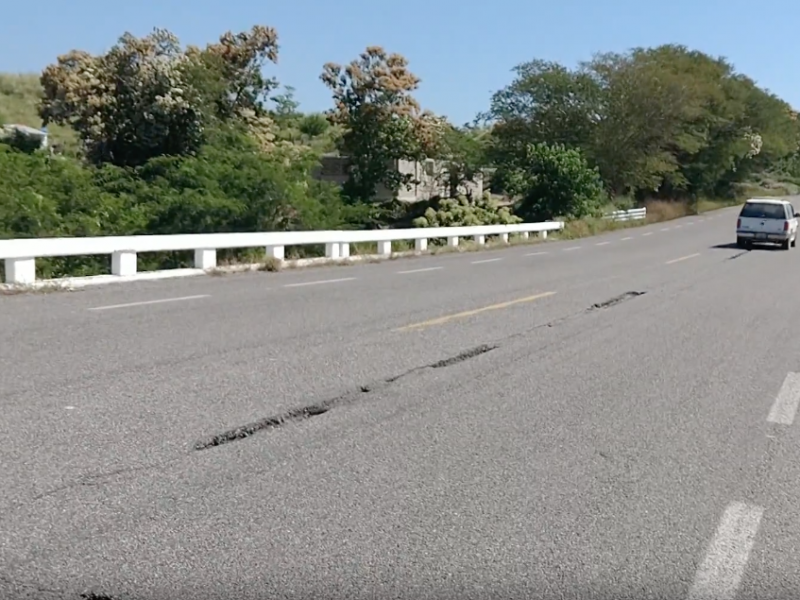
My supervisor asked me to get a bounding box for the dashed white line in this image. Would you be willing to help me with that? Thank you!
[685,502,763,600]
[596,241,611,246]
[563,247,581,252]
[675,225,683,229]
[525,251,549,256]
[687,222,695,225]
[621,236,633,241]
[766,372,800,425]
[284,277,356,288]
[88,295,210,311]
[666,253,700,264]
[397,267,443,275]
[642,232,653,236]
[472,258,502,264]
[661,228,670,232]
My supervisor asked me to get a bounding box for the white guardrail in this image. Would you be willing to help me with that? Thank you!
[605,208,647,222]
[0,221,564,286]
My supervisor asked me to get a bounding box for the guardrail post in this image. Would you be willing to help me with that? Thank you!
[376,241,391,255]
[473,234,485,244]
[325,243,340,259]
[500,233,509,243]
[111,251,137,276]
[447,236,459,247]
[521,232,529,239]
[5,258,35,285]
[194,249,217,270]
[265,245,284,261]
[339,243,350,258]
[415,238,427,252]
[539,231,548,239]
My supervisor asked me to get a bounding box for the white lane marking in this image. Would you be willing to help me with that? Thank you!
[284,277,355,288]
[64,406,75,410]
[621,236,633,241]
[666,253,700,264]
[89,295,210,311]
[397,267,443,275]
[766,372,800,425]
[675,225,683,229]
[563,247,581,252]
[687,222,695,225]
[661,228,670,231]
[686,502,763,600]
[642,232,653,236]
[596,241,611,246]
[525,251,548,256]
[472,258,502,264]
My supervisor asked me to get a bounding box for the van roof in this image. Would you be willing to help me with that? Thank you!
[745,198,790,205]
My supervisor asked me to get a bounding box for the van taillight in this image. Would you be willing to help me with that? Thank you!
[737,218,741,228]
[785,221,790,231]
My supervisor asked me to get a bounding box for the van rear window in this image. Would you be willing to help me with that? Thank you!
[740,203,786,219]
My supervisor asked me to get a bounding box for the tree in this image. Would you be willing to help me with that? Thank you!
[320,46,444,202]
[38,25,281,167]
[485,60,601,173]
[438,123,489,198]
[509,143,606,221]
[583,48,710,196]
[485,46,800,202]
[271,85,300,121]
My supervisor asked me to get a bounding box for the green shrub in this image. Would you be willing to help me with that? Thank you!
[510,143,607,221]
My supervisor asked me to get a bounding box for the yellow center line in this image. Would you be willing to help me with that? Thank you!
[394,291,557,332]
[665,253,700,265]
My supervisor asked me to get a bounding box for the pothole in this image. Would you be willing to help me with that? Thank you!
[194,402,333,450]
[429,344,498,368]
[588,291,646,311]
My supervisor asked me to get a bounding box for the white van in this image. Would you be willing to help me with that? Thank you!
[736,199,799,250]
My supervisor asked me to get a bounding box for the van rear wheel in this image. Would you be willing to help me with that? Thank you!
[782,239,791,250]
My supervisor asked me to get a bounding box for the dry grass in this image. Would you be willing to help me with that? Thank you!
[0,281,80,295]
[557,197,742,241]
[643,200,691,222]
[194,197,745,278]
[258,257,283,271]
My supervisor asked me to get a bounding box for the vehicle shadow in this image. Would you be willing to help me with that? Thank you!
[710,243,780,251]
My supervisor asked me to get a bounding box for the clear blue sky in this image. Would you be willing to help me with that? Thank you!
[1,0,797,125]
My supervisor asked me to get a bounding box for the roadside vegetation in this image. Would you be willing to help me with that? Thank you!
[2,25,800,279]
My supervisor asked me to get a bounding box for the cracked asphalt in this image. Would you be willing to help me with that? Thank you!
[4,205,800,599]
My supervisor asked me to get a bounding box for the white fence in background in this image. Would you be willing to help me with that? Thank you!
[605,208,647,222]
[0,221,564,286]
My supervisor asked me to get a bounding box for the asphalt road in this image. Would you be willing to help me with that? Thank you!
[3,205,800,599]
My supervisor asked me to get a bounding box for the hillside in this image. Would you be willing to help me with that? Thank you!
[0,72,342,156]
[0,73,78,151]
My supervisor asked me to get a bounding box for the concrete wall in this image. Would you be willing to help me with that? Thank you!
[313,155,483,202]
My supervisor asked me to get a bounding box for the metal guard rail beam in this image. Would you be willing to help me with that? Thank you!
[0,221,564,285]
[605,208,647,222]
